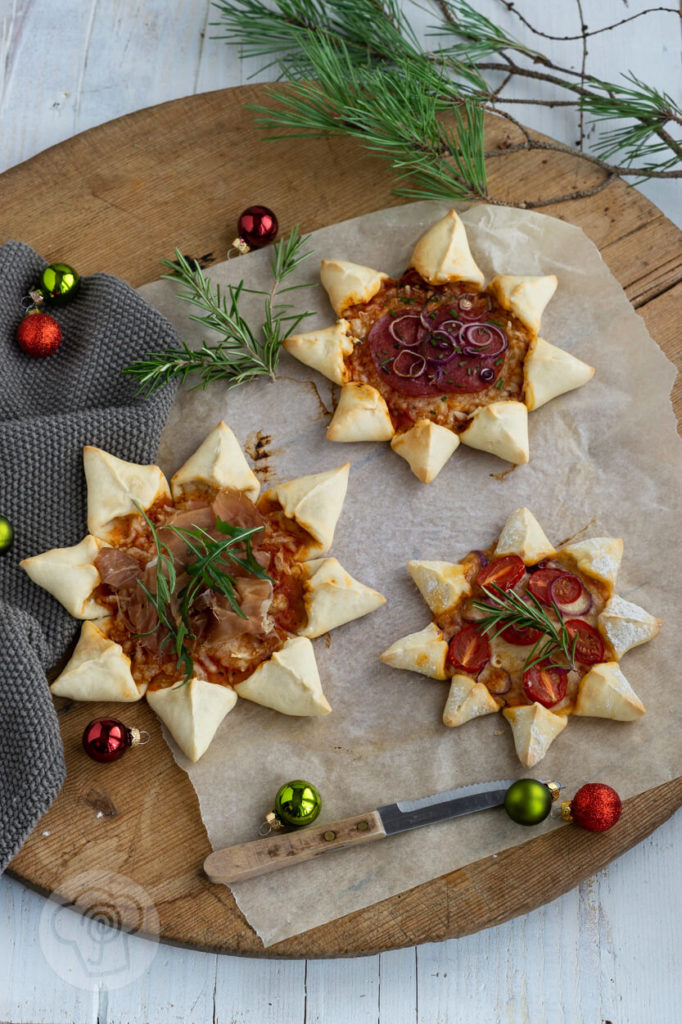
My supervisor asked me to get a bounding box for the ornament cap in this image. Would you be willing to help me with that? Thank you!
[546,781,561,801]
[231,237,251,256]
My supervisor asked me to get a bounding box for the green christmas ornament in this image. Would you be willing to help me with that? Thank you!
[504,778,558,826]
[0,515,13,553]
[274,780,322,828]
[38,263,80,306]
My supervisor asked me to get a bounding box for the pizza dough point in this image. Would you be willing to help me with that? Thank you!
[494,507,557,564]
[380,621,449,680]
[523,336,594,410]
[147,678,238,762]
[283,319,355,385]
[574,662,646,720]
[170,421,260,501]
[502,703,567,767]
[443,674,500,727]
[487,274,558,337]
[320,259,389,316]
[326,382,395,442]
[459,401,529,464]
[407,560,471,615]
[50,620,145,702]
[559,537,623,595]
[409,209,485,287]
[234,636,331,716]
[83,446,171,541]
[597,595,663,658]
[20,535,107,619]
[261,463,350,557]
[391,420,460,484]
[300,557,386,638]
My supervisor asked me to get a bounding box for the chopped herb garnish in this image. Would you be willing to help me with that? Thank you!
[495,357,503,365]
[440,395,447,402]
[496,378,505,389]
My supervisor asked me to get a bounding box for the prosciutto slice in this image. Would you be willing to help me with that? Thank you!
[95,548,142,590]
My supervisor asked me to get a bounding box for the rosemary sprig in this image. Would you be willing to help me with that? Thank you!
[165,516,271,624]
[123,227,315,397]
[133,505,272,681]
[135,504,195,680]
[473,584,578,672]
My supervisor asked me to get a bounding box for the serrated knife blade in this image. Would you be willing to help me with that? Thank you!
[204,778,542,885]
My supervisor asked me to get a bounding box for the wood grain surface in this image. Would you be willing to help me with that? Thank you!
[5,85,682,958]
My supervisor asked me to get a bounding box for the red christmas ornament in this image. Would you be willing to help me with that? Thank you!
[562,783,622,832]
[16,311,62,357]
[82,718,148,763]
[236,205,278,250]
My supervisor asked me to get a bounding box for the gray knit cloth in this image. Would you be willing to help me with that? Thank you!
[0,242,177,871]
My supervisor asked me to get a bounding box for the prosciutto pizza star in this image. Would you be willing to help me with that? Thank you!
[380,508,661,766]
[284,209,594,483]
[21,422,385,761]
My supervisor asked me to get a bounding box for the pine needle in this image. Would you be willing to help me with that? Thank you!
[210,0,680,200]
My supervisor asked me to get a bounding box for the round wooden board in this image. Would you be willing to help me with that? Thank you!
[5,86,682,958]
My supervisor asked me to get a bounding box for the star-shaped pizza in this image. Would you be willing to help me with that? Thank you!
[21,422,385,761]
[380,508,661,766]
[283,209,594,483]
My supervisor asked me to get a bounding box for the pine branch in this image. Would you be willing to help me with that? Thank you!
[211,0,681,208]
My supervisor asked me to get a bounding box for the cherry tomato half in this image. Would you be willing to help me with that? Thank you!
[477,554,525,592]
[523,663,568,708]
[447,624,491,673]
[565,619,605,665]
[527,568,581,606]
[500,624,543,646]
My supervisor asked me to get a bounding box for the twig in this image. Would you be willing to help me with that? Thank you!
[496,1,680,42]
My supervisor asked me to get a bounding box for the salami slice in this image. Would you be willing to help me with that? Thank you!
[369,307,506,397]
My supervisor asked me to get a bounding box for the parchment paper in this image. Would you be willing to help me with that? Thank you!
[139,202,681,947]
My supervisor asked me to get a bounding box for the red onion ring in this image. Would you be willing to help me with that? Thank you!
[438,319,462,337]
[480,367,495,382]
[425,330,460,362]
[392,349,427,378]
[388,315,424,347]
[460,323,508,357]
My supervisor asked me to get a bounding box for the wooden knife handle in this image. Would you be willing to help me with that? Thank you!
[203,810,386,884]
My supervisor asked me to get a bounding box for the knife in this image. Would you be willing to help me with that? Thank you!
[204,778,550,885]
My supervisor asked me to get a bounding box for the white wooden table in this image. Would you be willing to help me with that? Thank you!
[1,3,680,1021]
